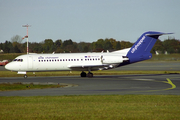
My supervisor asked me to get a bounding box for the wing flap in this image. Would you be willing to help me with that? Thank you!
[68,64,108,71]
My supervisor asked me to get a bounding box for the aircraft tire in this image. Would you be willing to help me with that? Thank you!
[87,72,93,78]
[80,71,86,77]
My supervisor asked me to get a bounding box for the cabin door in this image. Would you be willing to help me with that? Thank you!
[28,56,33,69]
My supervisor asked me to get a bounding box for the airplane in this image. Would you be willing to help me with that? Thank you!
[0,60,9,66]
[5,31,172,78]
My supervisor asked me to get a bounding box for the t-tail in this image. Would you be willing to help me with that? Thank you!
[126,31,173,63]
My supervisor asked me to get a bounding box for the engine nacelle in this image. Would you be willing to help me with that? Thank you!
[102,55,123,64]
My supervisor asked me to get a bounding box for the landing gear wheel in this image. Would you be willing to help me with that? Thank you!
[24,74,28,79]
[87,72,93,78]
[80,71,86,77]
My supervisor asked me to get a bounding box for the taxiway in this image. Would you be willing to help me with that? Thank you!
[0,61,179,96]
[0,74,179,96]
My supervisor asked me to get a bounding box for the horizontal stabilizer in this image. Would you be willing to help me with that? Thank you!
[145,32,173,39]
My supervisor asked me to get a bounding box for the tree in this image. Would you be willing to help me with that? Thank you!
[55,39,62,48]
[78,42,90,52]
[63,39,73,48]
[151,39,164,53]
[54,39,62,53]
[43,39,54,52]
[21,42,28,53]
[163,39,180,53]
[30,42,42,53]
[104,39,113,50]
[14,45,21,53]
[115,41,121,50]
[120,41,133,49]
[11,35,22,43]
[62,39,78,53]
[3,41,11,53]
[10,35,23,53]
[0,43,3,49]
[92,39,104,52]
[109,38,117,50]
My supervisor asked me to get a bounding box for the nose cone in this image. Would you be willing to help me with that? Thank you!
[5,63,13,71]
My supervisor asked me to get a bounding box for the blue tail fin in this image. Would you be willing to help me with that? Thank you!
[126,31,172,63]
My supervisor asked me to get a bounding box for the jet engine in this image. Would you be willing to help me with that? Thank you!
[102,55,124,64]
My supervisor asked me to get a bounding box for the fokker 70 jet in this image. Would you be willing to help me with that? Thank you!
[5,31,172,78]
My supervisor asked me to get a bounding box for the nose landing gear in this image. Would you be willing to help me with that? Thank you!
[24,74,28,79]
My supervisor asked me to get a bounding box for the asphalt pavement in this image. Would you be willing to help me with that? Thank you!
[0,74,179,96]
[0,61,179,96]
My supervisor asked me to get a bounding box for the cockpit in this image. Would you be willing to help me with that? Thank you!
[13,59,23,62]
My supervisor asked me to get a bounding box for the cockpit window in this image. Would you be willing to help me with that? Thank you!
[13,59,23,62]
[13,59,17,61]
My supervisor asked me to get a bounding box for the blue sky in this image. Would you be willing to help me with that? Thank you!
[0,0,179,43]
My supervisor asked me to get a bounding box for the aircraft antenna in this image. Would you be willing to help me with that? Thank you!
[22,24,31,54]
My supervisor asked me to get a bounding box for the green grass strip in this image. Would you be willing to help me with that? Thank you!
[0,95,180,120]
[0,70,180,77]
[0,82,66,91]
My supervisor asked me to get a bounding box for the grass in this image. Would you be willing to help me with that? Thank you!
[0,53,23,61]
[0,95,180,120]
[0,70,180,77]
[148,54,180,61]
[0,82,66,91]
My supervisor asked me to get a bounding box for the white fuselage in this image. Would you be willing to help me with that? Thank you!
[5,49,130,73]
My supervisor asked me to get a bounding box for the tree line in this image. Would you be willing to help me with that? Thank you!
[0,35,180,54]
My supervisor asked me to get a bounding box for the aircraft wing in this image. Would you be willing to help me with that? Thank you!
[67,64,109,71]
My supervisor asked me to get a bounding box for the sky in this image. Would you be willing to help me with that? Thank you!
[0,0,180,43]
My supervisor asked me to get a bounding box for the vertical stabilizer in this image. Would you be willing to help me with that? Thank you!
[126,31,172,63]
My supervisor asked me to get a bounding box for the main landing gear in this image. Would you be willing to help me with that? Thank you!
[80,71,93,77]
